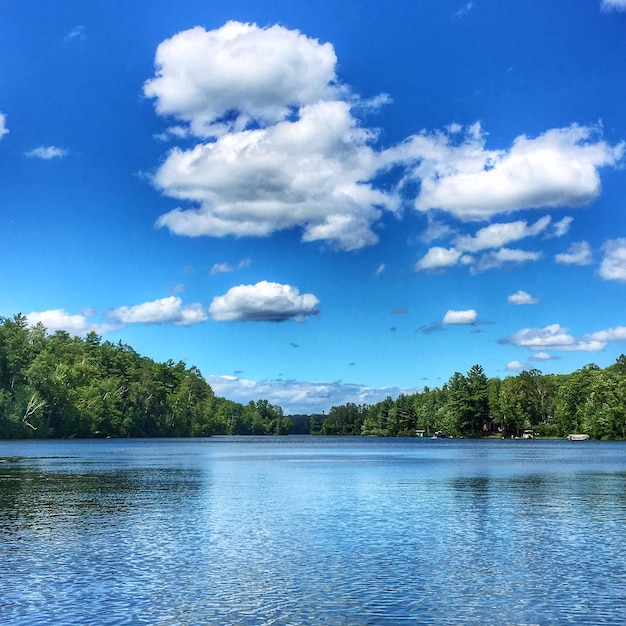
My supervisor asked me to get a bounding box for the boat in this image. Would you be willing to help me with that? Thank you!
[431,431,449,439]
[521,430,534,439]
[567,434,590,441]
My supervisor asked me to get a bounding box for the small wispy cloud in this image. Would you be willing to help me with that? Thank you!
[601,0,626,12]
[0,113,8,139]
[453,1,475,18]
[25,146,68,160]
[374,263,386,276]
[64,25,86,41]
[507,290,539,305]
[555,241,593,266]
[209,258,251,275]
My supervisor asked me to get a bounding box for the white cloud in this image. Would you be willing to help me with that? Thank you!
[206,374,416,415]
[555,241,593,265]
[26,309,111,336]
[0,113,8,139]
[552,216,574,237]
[507,290,539,305]
[64,25,86,41]
[25,146,68,160]
[501,323,608,352]
[584,326,626,344]
[374,263,386,276]
[454,216,551,252]
[209,258,251,275]
[599,238,626,281]
[506,360,526,372]
[529,351,558,361]
[108,296,208,326]
[453,2,475,18]
[209,281,319,322]
[471,248,542,273]
[601,0,626,11]
[443,309,478,325]
[394,123,624,220]
[144,22,341,137]
[415,246,464,271]
[153,100,397,251]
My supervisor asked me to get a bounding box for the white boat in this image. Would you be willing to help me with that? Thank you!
[567,433,590,441]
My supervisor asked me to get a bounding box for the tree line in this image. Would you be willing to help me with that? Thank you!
[315,360,626,439]
[0,314,287,439]
[2,313,626,440]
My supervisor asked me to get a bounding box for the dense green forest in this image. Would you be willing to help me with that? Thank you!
[0,314,288,439]
[316,360,626,440]
[2,314,626,439]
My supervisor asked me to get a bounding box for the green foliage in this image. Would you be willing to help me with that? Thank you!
[325,358,626,440]
[3,312,626,440]
[0,314,285,439]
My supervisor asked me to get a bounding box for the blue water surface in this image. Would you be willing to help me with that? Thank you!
[1,436,625,625]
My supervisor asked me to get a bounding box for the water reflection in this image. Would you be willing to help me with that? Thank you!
[1,439,626,625]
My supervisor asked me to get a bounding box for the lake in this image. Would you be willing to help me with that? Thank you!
[1,436,625,625]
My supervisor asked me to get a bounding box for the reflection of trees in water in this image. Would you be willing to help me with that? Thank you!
[0,464,202,537]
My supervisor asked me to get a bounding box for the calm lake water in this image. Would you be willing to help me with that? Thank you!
[1,437,626,625]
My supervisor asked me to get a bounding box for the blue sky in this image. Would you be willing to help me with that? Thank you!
[2,0,626,414]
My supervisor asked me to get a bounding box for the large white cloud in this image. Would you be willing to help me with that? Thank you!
[394,124,624,219]
[599,238,626,281]
[154,100,397,250]
[144,22,340,137]
[107,296,208,326]
[209,281,320,322]
[146,22,624,253]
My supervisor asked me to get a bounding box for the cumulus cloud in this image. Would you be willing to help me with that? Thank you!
[506,360,526,372]
[507,290,539,305]
[25,146,68,159]
[394,123,624,220]
[107,296,208,326]
[416,217,549,273]
[153,100,397,250]
[26,309,112,336]
[601,0,626,11]
[443,309,478,325]
[500,323,609,352]
[415,246,465,271]
[146,22,623,253]
[599,238,626,281]
[206,374,416,415]
[555,241,593,265]
[144,22,341,136]
[209,281,319,322]
[0,113,8,139]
